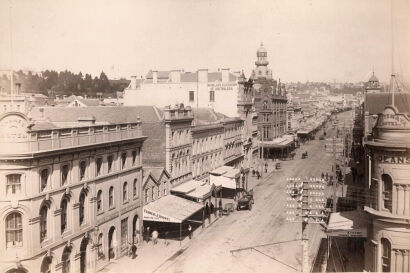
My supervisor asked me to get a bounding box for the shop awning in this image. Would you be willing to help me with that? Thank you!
[171,179,199,194]
[210,174,236,189]
[326,210,368,237]
[143,195,203,223]
[185,183,214,200]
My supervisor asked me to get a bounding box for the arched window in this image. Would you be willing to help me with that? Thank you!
[382,174,392,212]
[40,169,49,192]
[109,186,114,208]
[41,256,52,273]
[133,179,137,198]
[97,190,103,212]
[79,161,86,181]
[62,246,72,273]
[6,174,21,195]
[6,212,22,247]
[97,233,103,259]
[123,182,128,203]
[40,205,48,242]
[79,193,86,225]
[61,165,69,185]
[381,238,391,272]
[61,198,68,233]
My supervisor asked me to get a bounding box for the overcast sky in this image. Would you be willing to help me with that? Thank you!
[0,0,409,83]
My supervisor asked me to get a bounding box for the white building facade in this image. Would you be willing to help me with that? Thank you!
[123,69,241,117]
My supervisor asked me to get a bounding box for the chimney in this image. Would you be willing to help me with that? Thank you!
[221,68,230,83]
[15,83,21,94]
[152,71,158,84]
[130,76,138,89]
[198,69,208,83]
[170,70,181,83]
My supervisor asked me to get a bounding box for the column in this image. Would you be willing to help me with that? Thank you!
[398,185,405,215]
[391,249,396,272]
[404,185,410,216]
[395,249,403,272]
[403,250,409,273]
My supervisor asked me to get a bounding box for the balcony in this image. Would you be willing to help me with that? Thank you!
[0,123,144,156]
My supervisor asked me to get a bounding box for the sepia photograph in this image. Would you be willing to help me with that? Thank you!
[0,0,409,272]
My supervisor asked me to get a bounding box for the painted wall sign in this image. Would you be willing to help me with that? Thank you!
[207,83,237,91]
[375,154,410,164]
[0,114,28,141]
[378,113,409,128]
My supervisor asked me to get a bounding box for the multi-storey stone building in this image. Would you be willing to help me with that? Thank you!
[363,104,410,272]
[0,107,146,273]
[250,43,288,158]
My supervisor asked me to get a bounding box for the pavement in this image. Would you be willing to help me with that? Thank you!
[101,110,354,273]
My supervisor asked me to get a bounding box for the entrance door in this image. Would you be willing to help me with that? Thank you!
[108,226,116,260]
[132,215,140,244]
[80,237,89,273]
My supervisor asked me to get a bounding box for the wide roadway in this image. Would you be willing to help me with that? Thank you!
[158,110,354,273]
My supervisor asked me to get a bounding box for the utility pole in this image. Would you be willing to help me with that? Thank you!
[286,177,326,273]
[260,128,264,179]
[332,136,337,212]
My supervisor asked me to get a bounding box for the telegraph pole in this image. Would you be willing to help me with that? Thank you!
[286,177,326,273]
[332,137,337,212]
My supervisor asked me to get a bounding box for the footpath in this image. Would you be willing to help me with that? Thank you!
[98,166,275,273]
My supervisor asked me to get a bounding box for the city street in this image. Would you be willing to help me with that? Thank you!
[156,111,353,273]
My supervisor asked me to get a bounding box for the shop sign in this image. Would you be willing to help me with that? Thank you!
[375,154,410,165]
[143,208,179,223]
[327,228,367,237]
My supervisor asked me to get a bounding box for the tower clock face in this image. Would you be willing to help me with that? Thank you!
[0,114,28,141]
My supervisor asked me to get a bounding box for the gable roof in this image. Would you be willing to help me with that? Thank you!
[143,167,170,188]
[365,93,410,115]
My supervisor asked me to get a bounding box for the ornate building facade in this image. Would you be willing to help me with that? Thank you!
[364,105,410,272]
[0,108,146,273]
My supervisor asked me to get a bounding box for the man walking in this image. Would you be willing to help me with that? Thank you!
[188,224,192,239]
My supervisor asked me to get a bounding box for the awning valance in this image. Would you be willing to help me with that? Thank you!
[143,195,203,223]
[326,210,368,237]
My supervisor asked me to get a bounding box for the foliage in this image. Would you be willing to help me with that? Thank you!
[0,70,129,98]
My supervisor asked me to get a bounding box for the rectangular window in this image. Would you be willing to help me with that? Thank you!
[108,155,113,173]
[151,187,155,201]
[144,188,148,203]
[163,182,167,195]
[189,91,195,102]
[96,158,102,176]
[7,174,21,195]
[132,150,137,165]
[121,218,128,247]
[61,165,69,185]
[209,90,215,102]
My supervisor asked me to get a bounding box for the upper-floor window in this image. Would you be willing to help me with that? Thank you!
[382,174,392,212]
[210,90,215,102]
[151,187,155,201]
[157,185,160,198]
[40,205,48,242]
[6,174,21,195]
[79,161,87,181]
[109,186,114,208]
[97,190,103,212]
[121,153,127,169]
[61,198,68,233]
[123,182,128,203]
[132,150,137,165]
[61,165,69,186]
[6,212,22,247]
[108,155,113,173]
[381,238,391,272]
[163,182,167,195]
[189,91,195,102]
[97,233,103,258]
[40,169,49,192]
[79,192,86,225]
[144,188,149,203]
[133,179,137,197]
[96,158,103,176]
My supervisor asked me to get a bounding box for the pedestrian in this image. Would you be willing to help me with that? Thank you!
[164,231,170,246]
[210,202,215,218]
[219,199,223,217]
[131,242,137,259]
[188,224,192,239]
[321,172,324,179]
[152,230,158,245]
[145,226,150,242]
[127,241,132,257]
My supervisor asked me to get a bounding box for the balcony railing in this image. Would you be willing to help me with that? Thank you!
[0,123,143,155]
